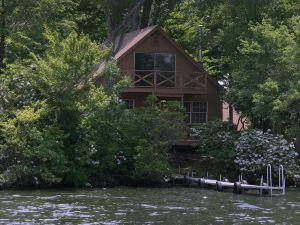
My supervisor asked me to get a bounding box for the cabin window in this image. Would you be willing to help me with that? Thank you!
[135,53,154,70]
[122,99,135,109]
[134,53,176,87]
[155,53,175,71]
[184,102,207,124]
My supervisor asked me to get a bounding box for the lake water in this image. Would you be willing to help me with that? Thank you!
[0,187,299,224]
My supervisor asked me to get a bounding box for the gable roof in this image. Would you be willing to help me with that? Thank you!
[114,25,157,60]
[114,26,223,90]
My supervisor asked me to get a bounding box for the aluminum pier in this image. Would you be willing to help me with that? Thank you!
[174,164,286,196]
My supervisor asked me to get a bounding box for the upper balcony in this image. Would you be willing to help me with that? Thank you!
[121,69,207,94]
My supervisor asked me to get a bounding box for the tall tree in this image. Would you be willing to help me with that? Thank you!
[0,0,78,67]
[162,0,299,131]
[0,0,5,69]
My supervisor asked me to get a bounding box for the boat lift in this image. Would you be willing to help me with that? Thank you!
[179,164,286,196]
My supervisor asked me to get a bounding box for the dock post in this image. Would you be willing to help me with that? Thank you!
[267,164,273,196]
[233,182,243,194]
[279,165,285,195]
[216,181,223,192]
[260,175,263,196]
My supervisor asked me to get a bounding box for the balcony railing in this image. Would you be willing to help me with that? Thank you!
[123,70,207,90]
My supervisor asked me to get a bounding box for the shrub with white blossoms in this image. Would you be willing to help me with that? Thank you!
[235,130,299,181]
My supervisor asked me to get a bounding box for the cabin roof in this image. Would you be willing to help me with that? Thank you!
[114,26,222,90]
[114,25,157,60]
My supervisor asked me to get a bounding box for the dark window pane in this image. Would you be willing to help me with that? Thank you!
[199,113,207,123]
[123,99,134,109]
[155,53,175,71]
[185,113,191,123]
[192,102,200,112]
[191,113,201,123]
[199,102,207,112]
[184,102,191,112]
[135,53,154,70]
[191,113,207,123]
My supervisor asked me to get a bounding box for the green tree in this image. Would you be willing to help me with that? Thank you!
[118,96,185,184]
[0,30,104,187]
[0,0,78,68]
[227,17,300,134]
[196,120,239,178]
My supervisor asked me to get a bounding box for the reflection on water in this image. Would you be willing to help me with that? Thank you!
[0,187,299,224]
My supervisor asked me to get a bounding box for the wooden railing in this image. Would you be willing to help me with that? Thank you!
[181,71,207,90]
[134,70,176,88]
[122,70,207,90]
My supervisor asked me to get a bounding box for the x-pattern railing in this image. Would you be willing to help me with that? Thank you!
[156,71,176,87]
[134,70,176,87]
[127,70,207,89]
[134,71,155,87]
[182,72,207,89]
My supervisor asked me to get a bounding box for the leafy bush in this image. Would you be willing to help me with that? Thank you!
[0,29,185,188]
[0,102,68,187]
[118,96,185,184]
[235,130,299,181]
[195,120,239,178]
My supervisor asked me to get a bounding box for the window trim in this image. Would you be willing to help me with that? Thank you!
[122,99,135,109]
[184,101,208,124]
[134,52,176,72]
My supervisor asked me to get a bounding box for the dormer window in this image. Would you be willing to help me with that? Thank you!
[134,53,176,87]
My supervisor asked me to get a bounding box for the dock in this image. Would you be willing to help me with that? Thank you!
[172,164,286,196]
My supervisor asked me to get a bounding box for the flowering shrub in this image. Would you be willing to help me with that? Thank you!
[235,130,299,181]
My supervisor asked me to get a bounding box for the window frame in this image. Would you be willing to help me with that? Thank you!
[134,52,177,88]
[184,101,208,124]
[122,99,135,109]
[134,52,176,72]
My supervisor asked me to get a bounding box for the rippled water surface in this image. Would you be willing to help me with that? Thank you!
[0,187,299,224]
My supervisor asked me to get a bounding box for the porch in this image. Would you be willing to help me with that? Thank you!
[121,70,208,95]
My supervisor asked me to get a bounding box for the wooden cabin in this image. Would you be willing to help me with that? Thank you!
[114,26,222,117]
[110,26,223,144]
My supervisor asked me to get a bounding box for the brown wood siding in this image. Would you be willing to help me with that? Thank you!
[117,29,222,121]
[184,94,222,121]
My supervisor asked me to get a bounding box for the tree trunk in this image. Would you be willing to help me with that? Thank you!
[140,0,153,28]
[0,0,6,69]
[130,5,139,31]
[110,0,146,56]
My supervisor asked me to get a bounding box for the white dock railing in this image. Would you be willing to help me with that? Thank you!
[182,164,286,196]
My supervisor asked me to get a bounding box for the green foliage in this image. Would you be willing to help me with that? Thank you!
[0,102,68,187]
[195,120,239,178]
[1,0,300,188]
[119,96,185,184]
[0,28,185,187]
[33,29,103,102]
[227,17,300,134]
[2,0,78,65]
[162,0,299,137]
[0,30,105,187]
